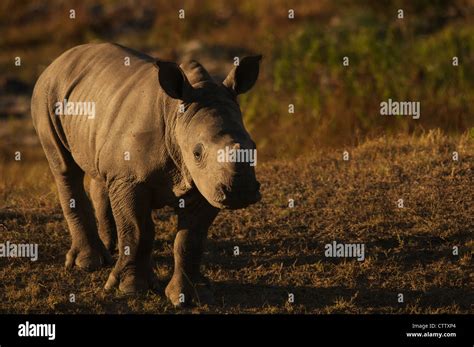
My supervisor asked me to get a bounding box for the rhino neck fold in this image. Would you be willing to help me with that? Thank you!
[162,96,193,193]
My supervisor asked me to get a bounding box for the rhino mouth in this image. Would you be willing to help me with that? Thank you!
[215,184,261,210]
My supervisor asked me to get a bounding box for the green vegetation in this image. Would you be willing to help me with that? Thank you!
[249,3,474,156]
[0,0,474,158]
[1,1,473,159]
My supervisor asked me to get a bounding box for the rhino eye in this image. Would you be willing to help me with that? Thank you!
[193,143,204,161]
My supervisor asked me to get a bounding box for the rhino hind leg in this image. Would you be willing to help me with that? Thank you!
[36,136,112,271]
[31,88,113,271]
[104,180,159,293]
[165,195,218,307]
[58,172,113,271]
[90,178,117,253]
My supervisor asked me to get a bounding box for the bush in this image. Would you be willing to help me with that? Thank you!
[242,7,474,158]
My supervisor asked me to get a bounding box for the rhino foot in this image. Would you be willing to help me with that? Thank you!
[165,274,214,307]
[65,243,113,271]
[104,266,159,294]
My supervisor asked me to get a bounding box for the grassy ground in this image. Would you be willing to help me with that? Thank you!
[0,119,472,313]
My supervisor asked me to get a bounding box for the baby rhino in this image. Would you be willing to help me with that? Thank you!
[31,43,262,306]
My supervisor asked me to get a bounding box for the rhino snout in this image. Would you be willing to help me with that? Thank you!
[216,180,261,209]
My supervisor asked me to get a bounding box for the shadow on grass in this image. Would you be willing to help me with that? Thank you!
[210,281,472,312]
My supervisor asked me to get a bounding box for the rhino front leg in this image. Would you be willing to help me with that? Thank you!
[90,178,117,253]
[104,180,158,293]
[166,196,218,307]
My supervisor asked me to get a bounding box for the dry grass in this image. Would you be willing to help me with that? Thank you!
[0,119,473,313]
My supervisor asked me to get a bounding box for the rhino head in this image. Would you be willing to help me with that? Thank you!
[156,56,262,209]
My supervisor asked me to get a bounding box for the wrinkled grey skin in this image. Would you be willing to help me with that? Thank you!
[31,43,261,306]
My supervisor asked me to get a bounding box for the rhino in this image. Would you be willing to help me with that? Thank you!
[31,43,262,306]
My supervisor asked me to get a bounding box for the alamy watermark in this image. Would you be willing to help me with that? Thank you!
[0,241,38,261]
[217,146,257,167]
[54,99,96,119]
[18,321,55,341]
[380,98,420,119]
[325,241,365,261]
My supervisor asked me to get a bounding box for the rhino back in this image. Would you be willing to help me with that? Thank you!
[34,43,174,182]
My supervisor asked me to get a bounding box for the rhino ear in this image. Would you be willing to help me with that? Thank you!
[155,60,192,100]
[223,55,262,95]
